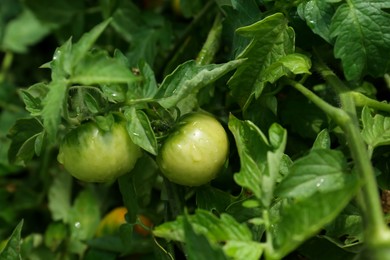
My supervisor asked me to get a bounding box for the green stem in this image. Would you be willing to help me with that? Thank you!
[352,91,390,113]
[314,62,390,247]
[195,12,223,65]
[0,51,13,83]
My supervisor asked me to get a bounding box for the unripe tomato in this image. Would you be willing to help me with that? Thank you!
[96,207,153,237]
[58,119,142,182]
[157,112,229,186]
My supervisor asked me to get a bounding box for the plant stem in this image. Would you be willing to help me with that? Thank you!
[314,62,390,247]
[195,12,222,65]
[0,51,13,83]
[352,91,390,113]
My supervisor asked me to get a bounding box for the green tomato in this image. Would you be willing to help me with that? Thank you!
[157,112,229,186]
[58,120,142,182]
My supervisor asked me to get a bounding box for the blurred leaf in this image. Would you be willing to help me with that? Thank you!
[41,80,67,142]
[69,189,100,241]
[2,9,50,53]
[44,222,67,251]
[228,115,287,207]
[118,172,139,223]
[196,186,235,213]
[126,61,158,100]
[125,107,158,155]
[155,59,243,109]
[298,237,356,260]
[24,0,84,27]
[228,13,295,109]
[329,0,390,80]
[0,219,23,260]
[7,118,43,164]
[275,149,354,199]
[361,106,390,154]
[20,83,49,117]
[48,171,72,223]
[297,0,336,43]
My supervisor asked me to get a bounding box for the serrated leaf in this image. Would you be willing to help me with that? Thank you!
[155,59,243,109]
[7,118,43,164]
[71,51,139,85]
[262,53,312,84]
[228,12,295,109]
[51,38,73,80]
[124,107,158,155]
[361,106,390,154]
[154,209,263,260]
[330,0,390,80]
[0,220,23,260]
[196,186,235,213]
[228,115,287,207]
[269,177,359,259]
[71,19,111,66]
[275,149,354,199]
[41,80,68,142]
[19,82,48,116]
[118,172,139,223]
[2,9,50,53]
[297,0,336,43]
[48,171,72,223]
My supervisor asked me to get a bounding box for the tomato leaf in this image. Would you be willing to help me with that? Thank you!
[126,60,158,101]
[228,12,294,109]
[329,0,390,80]
[297,0,336,43]
[41,80,67,142]
[275,149,355,199]
[269,177,359,259]
[153,209,263,260]
[125,107,158,155]
[361,106,390,154]
[196,186,235,214]
[311,129,331,151]
[7,118,43,164]
[71,51,139,85]
[155,59,243,109]
[182,214,229,260]
[228,115,287,207]
[0,220,23,260]
[19,83,49,117]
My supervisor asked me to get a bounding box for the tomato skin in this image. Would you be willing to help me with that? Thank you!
[57,120,142,182]
[157,112,229,186]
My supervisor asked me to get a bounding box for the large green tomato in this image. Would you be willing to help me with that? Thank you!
[58,120,142,182]
[157,112,229,186]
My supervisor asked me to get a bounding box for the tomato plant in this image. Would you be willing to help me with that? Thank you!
[157,112,229,186]
[2,0,390,259]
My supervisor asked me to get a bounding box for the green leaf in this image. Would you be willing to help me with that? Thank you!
[297,0,336,43]
[126,61,158,100]
[361,106,390,154]
[269,177,360,259]
[196,186,235,214]
[183,214,229,260]
[48,171,72,223]
[41,80,68,142]
[44,222,67,251]
[155,59,243,109]
[329,0,390,80]
[275,149,354,199]
[228,12,295,109]
[50,38,73,80]
[71,51,139,85]
[7,118,43,164]
[69,189,100,241]
[228,115,287,207]
[312,129,331,150]
[154,209,263,260]
[2,9,50,53]
[0,220,23,260]
[262,53,312,84]
[118,172,139,223]
[124,107,158,155]
[19,83,49,116]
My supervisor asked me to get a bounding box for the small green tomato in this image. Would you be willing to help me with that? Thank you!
[58,120,142,182]
[157,112,229,186]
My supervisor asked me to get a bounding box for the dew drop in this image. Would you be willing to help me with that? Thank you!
[74,222,81,229]
[316,178,325,188]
